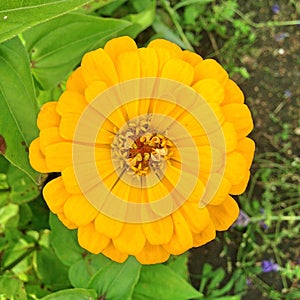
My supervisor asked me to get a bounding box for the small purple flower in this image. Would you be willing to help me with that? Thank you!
[259,220,268,230]
[284,90,292,98]
[234,210,250,227]
[261,260,279,273]
[272,4,280,14]
[274,32,289,42]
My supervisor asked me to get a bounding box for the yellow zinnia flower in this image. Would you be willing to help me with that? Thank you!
[29,36,254,264]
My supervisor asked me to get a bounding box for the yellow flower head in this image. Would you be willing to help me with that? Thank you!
[29,36,254,264]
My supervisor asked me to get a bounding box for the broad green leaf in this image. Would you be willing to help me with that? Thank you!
[0,203,19,233]
[0,155,9,173]
[98,0,127,16]
[34,246,70,290]
[7,164,40,204]
[121,0,156,38]
[88,256,141,300]
[0,273,27,300]
[152,14,186,49]
[40,288,98,300]
[133,264,202,300]
[0,0,93,43]
[0,37,40,184]
[165,253,189,279]
[69,254,111,288]
[77,0,118,14]
[28,196,50,230]
[23,13,132,89]
[49,213,83,266]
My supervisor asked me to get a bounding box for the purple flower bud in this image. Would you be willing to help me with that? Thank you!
[272,4,280,14]
[261,260,279,273]
[233,210,250,227]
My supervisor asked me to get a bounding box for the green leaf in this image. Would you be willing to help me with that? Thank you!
[0,0,94,43]
[34,246,70,290]
[152,14,186,49]
[27,196,50,230]
[69,254,111,288]
[0,273,27,300]
[165,253,189,279]
[122,0,156,37]
[23,13,132,89]
[49,213,83,266]
[40,288,98,300]
[77,0,118,14]
[88,256,141,300]
[7,165,40,204]
[0,37,40,184]
[133,264,202,300]
[0,203,19,232]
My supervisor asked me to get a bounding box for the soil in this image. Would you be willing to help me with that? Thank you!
[188,1,300,299]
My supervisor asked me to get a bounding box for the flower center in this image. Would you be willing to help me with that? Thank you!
[126,133,173,176]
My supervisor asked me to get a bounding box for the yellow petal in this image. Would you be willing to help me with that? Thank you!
[64,194,98,226]
[230,170,250,195]
[95,212,124,239]
[186,179,206,203]
[102,241,128,263]
[198,145,224,173]
[192,220,216,247]
[61,165,81,194]
[179,203,210,233]
[148,39,181,75]
[59,113,80,140]
[224,151,248,186]
[81,48,118,86]
[181,50,203,66]
[236,138,255,168]
[222,79,244,105]
[142,216,173,245]
[207,195,239,230]
[56,91,87,116]
[57,211,77,229]
[136,242,170,264]
[43,177,71,213]
[113,223,146,255]
[84,81,108,103]
[39,127,65,155]
[194,59,229,86]
[66,67,87,94]
[193,78,225,104]
[148,39,182,58]
[104,36,137,63]
[161,58,194,85]
[78,222,110,254]
[222,122,238,153]
[45,142,73,171]
[207,175,232,206]
[222,104,254,138]
[29,138,50,173]
[138,48,158,77]
[37,102,60,130]
[163,210,193,255]
[115,50,140,82]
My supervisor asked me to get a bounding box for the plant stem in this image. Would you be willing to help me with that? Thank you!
[234,8,300,28]
[159,0,194,51]
[0,246,36,274]
[250,215,300,222]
